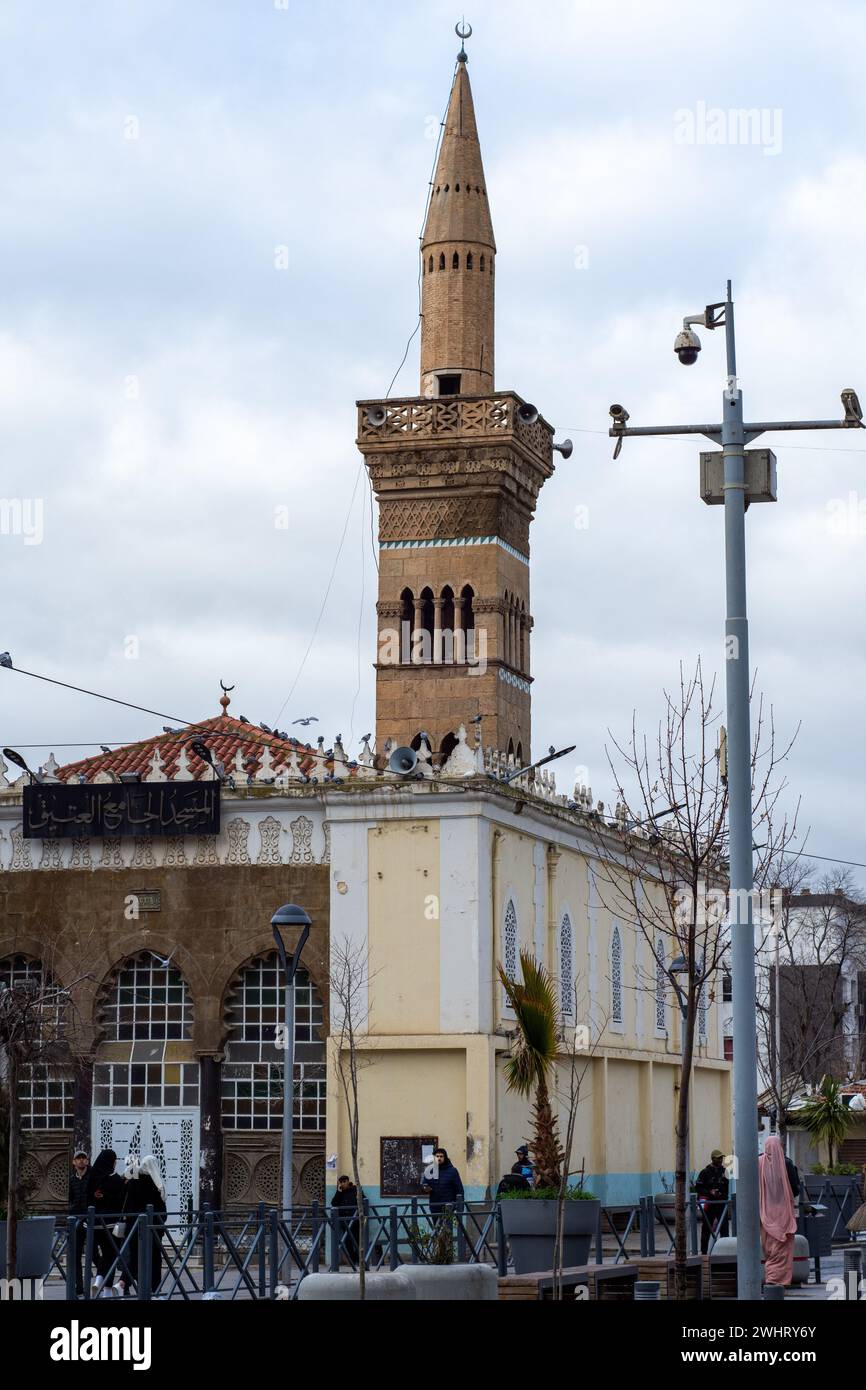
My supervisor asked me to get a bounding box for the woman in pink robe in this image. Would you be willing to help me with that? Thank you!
[758,1136,798,1288]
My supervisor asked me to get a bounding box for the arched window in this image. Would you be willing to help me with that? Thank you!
[503,900,518,985]
[519,602,527,672]
[515,743,523,764]
[697,956,707,1040]
[610,926,623,1025]
[99,952,192,1041]
[0,956,73,1129]
[439,253,446,270]
[461,585,475,661]
[452,251,460,270]
[221,955,326,1132]
[655,939,667,1032]
[480,254,485,272]
[439,731,458,767]
[428,255,433,273]
[507,738,515,759]
[560,913,574,1019]
[467,252,474,270]
[420,586,435,661]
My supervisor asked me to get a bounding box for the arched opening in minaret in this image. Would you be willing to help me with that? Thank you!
[439,731,458,768]
[461,585,476,662]
[466,252,474,270]
[452,252,459,270]
[507,738,515,760]
[428,255,434,273]
[439,254,446,270]
[420,587,435,663]
[503,590,512,666]
[519,601,527,672]
[440,586,455,663]
[400,588,414,665]
[480,254,485,272]
[516,743,524,765]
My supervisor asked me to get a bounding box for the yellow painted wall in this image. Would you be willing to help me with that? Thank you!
[368,821,440,1034]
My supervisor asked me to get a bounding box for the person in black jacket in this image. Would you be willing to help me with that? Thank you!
[86,1149,125,1294]
[696,1149,730,1253]
[67,1149,90,1296]
[122,1156,168,1296]
[425,1148,465,1215]
[331,1175,361,1265]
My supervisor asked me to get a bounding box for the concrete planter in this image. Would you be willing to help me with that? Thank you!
[298,1272,417,1301]
[500,1198,600,1275]
[0,1217,56,1280]
[398,1263,498,1300]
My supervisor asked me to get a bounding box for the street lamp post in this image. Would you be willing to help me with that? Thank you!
[609,281,863,1300]
[271,904,312,1215]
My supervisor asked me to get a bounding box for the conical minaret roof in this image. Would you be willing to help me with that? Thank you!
[422,58,496,252]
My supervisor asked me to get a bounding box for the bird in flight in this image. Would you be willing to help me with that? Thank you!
[293,717,319,727]
[148,949,177,969]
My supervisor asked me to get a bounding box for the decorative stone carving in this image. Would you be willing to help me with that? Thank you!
[224,1153,251,1204]
[258,744,276,783]
[148,747,168,782]
[256,816,282,866]
[41,753,61,783]
[10,828,33,870]
[441,724,477,777]
[174,745,194,782]
[289,816,314,865]
[131,839,157,869]
[68,836,92,870]
[163,837,187,868]
[100,839,125,870]
[225,817,251,866]
[39,839,64,870]
[194,836,219,866]
[320,822,331,865]
[0,751,10,791]
[253,1153,280,1204]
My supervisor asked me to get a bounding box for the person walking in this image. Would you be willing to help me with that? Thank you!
[121,1156,168,1297]
[331,1175,362,1266]
[67,1149,90,1297]
[86,1149,125,1297]
[758,1135,799,1293]
[424,1147,464,1215]
[695,1148,730,1254]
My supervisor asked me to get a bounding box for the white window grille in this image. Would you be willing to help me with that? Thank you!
[100,952,192,1041]
[655,939,667,1032]
[93,1063,200,1109]
[221,955,326,1132]
[503,900,518,983]
[19,1064,75,1129]
[559,913,574,1018]
[610,925,623,1026]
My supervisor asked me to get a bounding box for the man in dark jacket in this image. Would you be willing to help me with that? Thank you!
[331,1175,362,1265]
[425,1148,465,1215]
[511,1145,534,1185]
[68,1149,90,1296]
[696,1148,730,1253]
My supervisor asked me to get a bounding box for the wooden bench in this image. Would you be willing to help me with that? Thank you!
[636,1255,703,1300]
[498,1263,638,1301]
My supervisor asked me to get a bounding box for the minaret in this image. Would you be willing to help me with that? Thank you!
[420,52,495,398]
[357,37,556,766]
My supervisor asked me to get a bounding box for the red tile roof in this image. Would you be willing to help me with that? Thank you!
[57,715,329,783]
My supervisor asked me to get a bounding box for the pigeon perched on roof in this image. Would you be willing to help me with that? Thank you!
[101,746,112,755]
[239,716,251,725]
[259,723,273,735]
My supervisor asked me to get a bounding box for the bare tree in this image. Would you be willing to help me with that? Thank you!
[0,951,89,1279]
[756,868,866,1141]
[588,660,798,1299]
[329,936,373,1300]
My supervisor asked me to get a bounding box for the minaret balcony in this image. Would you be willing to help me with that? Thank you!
[357,390,554,477]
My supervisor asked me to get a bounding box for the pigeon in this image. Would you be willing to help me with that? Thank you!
[360,734,372,746]
[162,726,183,736]
[293,717,319,727]
[0,652,12,668]
[259,723,273,735]
[149,949,177,969]
[239,716,251,725]
[101,746,112,755]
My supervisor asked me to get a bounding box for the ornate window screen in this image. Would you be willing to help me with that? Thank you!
[503,900,518,985]
[655,939,667,1032]
[610,926,623,1026]
[559,913,574,1018]
[100,952,192,1041]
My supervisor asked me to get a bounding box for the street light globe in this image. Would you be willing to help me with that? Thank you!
[271,904,312,929]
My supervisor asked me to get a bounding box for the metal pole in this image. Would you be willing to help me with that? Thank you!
[281,969,295,1216]
[775,923,782,1134]
[722,282,761,1300]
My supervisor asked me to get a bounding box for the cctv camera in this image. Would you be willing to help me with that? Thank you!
[674,328,702,366]
[609,404,630,426]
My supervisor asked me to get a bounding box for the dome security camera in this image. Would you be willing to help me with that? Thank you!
[674,327,702,366]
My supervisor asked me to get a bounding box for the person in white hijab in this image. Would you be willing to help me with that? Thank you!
[138,1156,166,1202]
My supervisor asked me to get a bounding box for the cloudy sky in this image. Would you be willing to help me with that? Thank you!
[1,0,863,883]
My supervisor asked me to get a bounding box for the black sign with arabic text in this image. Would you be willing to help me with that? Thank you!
[23,781,220,840]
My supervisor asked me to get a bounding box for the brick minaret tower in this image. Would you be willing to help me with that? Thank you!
[357,42,555,766]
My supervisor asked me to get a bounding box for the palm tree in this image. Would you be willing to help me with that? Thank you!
[497,951,564,1189]
[798,1074,855,1170]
